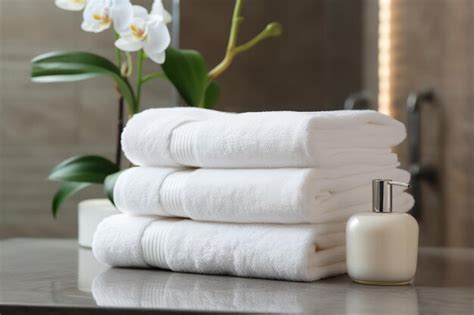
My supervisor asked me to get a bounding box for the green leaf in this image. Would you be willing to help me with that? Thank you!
[162,48,209,107]
[201,81,220,108]
[52,182,90,218]
[31,51,137,113]
[49,155,119,184]
[142,71,168,83]
[104,171,122,205]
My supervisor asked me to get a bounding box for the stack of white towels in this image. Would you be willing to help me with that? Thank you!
[93,107,414,282]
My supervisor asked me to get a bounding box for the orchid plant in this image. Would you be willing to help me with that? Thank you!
[32,0,282,217]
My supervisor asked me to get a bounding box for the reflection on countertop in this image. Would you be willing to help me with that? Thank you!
[1,238,473,314]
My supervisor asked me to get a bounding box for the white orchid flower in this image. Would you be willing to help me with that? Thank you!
[115,5,171,64]
[81,0,132,33]
[151,0,172,24]
[55,0,87,11]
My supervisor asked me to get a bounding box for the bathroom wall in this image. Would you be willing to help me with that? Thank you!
[386,0,473,247]
[0,0,365,238]
[0,0,174,238]
[3,0,470,246]
[184,0,473,247]
[180,0,364,112]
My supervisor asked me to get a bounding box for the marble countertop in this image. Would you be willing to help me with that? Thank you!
[0,238,472,314]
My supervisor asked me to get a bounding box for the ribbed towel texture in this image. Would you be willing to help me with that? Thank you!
[93,215,347,282]
[114,165,414,223]
[93,107,413,282]
[122,107,405,168]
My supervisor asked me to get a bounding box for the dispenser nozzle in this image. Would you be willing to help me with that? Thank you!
[372,179,411,213]
[388,181,411,189]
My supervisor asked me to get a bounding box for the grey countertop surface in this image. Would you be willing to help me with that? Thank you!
[0,238,473,314]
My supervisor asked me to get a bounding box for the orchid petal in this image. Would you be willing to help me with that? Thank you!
[81,20,110,33]
[144,21,171,54]
[55,0,86,11]
[111,0,133,33]
[81,0,113,33]
[145,49,166,64]
[151,0,172,24]
[131,5,149,20]
[115,37,144,52]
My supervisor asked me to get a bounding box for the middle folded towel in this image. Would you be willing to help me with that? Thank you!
[114,165,413,224]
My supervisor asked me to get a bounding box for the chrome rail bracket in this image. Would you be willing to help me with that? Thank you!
[407,88,437,220]
[343,91,372,110]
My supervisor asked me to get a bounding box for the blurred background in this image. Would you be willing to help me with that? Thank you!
[0,0,472,246]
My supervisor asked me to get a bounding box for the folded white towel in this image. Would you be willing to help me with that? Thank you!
[93,215,347,282]
[114,166,412,223]
[122,107,406,168]
[93,269,315,312]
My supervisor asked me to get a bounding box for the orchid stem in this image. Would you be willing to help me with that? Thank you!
[234,23,282,53]
[114,33,125,168]
[135,50,145,112]
[208,0,243,80]
[125,52,133,77]
[208,0,282,81]
[115,97,124,168]
[115,49,122,69]
[142,71,168,83]
[114,33,122,68]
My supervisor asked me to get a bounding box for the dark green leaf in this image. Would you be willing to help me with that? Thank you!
[104,171,122,205]
[162,48,209,107]
[31,51,136,113]
[202,81,220,108]
[49,155,119,183]
[52,182,90,218]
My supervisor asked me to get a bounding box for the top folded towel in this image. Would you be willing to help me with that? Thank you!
[122,107,406,168]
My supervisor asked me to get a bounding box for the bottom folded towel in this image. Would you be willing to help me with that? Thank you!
[93,215,346,282]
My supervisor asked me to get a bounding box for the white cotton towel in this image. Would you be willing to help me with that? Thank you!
[114,166,412,223]
[122,107,406,168]
[93,215,347,282]
[92,269,316,313]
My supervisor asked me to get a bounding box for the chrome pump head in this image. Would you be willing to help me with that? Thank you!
[372,179,411,213]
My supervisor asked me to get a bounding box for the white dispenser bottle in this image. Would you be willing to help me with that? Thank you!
[346,179,418,285]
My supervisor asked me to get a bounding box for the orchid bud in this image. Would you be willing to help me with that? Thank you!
[264,22,283,38]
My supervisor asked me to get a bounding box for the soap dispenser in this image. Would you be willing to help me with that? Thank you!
[346,179,418,285]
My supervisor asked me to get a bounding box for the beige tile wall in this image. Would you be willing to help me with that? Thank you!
[389,0,474,247]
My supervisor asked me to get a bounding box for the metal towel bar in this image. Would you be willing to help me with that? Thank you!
[343,91,372,110]
[407,88,437,220]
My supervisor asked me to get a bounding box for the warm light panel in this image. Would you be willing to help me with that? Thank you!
[378,0,392,116]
